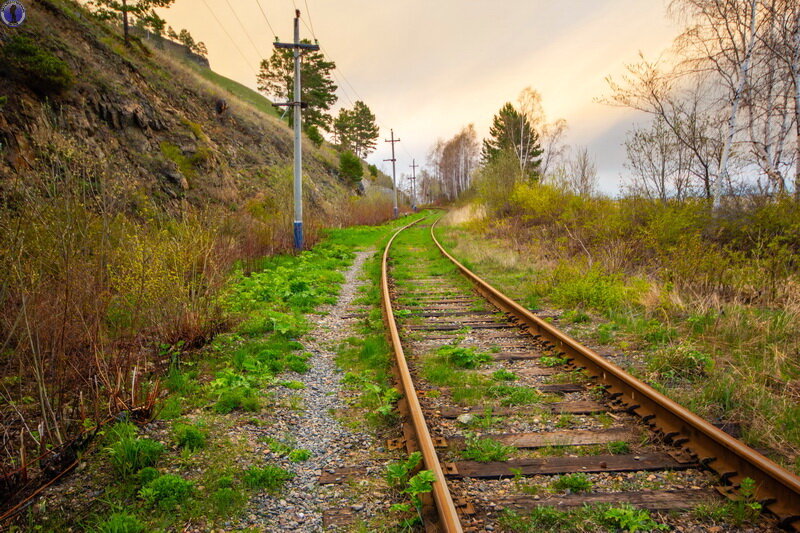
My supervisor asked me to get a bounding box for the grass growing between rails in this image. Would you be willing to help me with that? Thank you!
[12,214,426,531]
[439,192,800,473]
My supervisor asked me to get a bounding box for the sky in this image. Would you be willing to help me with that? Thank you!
[157,0,682,195]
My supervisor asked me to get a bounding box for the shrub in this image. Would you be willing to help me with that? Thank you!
[242,465,294,492]
[304,124,324,147]
[173,422,206,451]
[1,35,74,95]
[108,437,164,478]
[138,474,193,510]
[550,265,631,314]
[96,512,145,533]
[339,151,364,182]
[137,467,160,485]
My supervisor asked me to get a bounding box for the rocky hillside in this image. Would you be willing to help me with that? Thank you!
[0,0,355,213]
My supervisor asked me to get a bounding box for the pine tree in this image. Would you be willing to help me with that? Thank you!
[88,0,175,44]
[349,101,380,158]
[482,102,543,180]
[332,101,379,158]
[257,42,337,132]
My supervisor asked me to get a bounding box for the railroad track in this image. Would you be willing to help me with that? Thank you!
[377,215,800,532]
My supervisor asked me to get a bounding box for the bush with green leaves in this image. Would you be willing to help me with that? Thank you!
[385,452,422,487]
[339,151,364,182]
[1,35,73,95]
[95,512,145,533]
[137,467,160,486]
[173,422,206,451]
[603,505,668,531]
[138,474,193,510]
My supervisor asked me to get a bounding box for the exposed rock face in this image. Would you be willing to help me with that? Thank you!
[0,0,351,214]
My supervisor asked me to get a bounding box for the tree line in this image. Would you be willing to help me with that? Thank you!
[606,0,799,202]
[418,87,592,206]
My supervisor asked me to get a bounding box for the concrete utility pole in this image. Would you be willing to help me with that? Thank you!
[409,159,418,211]
[274,10,319,250]
[384,129,400,217]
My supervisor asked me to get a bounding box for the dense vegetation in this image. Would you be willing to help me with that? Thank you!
[0,0,396,506]
[442,188,800,471]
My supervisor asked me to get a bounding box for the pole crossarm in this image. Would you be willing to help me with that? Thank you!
[273,102,309,108]
[274,42,320,51]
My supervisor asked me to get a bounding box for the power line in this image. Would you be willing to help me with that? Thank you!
[294,0,412,161]
[199,0,259,76]
[303,0,317,39]
[225,0,266,58]
[255,0,277,40]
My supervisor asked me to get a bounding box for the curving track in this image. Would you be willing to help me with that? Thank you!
[380,215,800,532]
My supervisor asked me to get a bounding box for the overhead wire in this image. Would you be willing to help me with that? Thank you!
[224,0,266,58]
[295,0,414,164]
[303,0,317,39]
[255,0,278,40]
[199,0,259,76]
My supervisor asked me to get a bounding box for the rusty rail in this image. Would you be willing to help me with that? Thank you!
[381,217,464,533]
[430,218,800,529]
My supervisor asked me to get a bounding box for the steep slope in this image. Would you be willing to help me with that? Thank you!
[0,0,352,213]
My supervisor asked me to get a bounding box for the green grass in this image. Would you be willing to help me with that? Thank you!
[95,512,146,533]
[242,465,294,492]
[185,61,280,118]
[107,435,164,478]
[173,423,206,451]
[462,435,515,462]
[551,473,593,492]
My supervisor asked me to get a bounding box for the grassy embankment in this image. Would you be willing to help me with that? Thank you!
[438,185,800,478]
[0,0,396,493]
[15,215,425,532]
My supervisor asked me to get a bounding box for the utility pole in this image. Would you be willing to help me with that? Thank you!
[384,129,400,217]
[409,159,418,211]
[274,10,319,250]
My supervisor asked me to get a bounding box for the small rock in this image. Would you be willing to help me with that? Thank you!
[457,414,475,425]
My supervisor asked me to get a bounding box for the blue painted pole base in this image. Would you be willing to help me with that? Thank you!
[393,206,398,218]
[294,221,303,250]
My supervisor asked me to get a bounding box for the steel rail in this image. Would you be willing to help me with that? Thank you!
[381,217,464,533]
[430,218,800,529]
